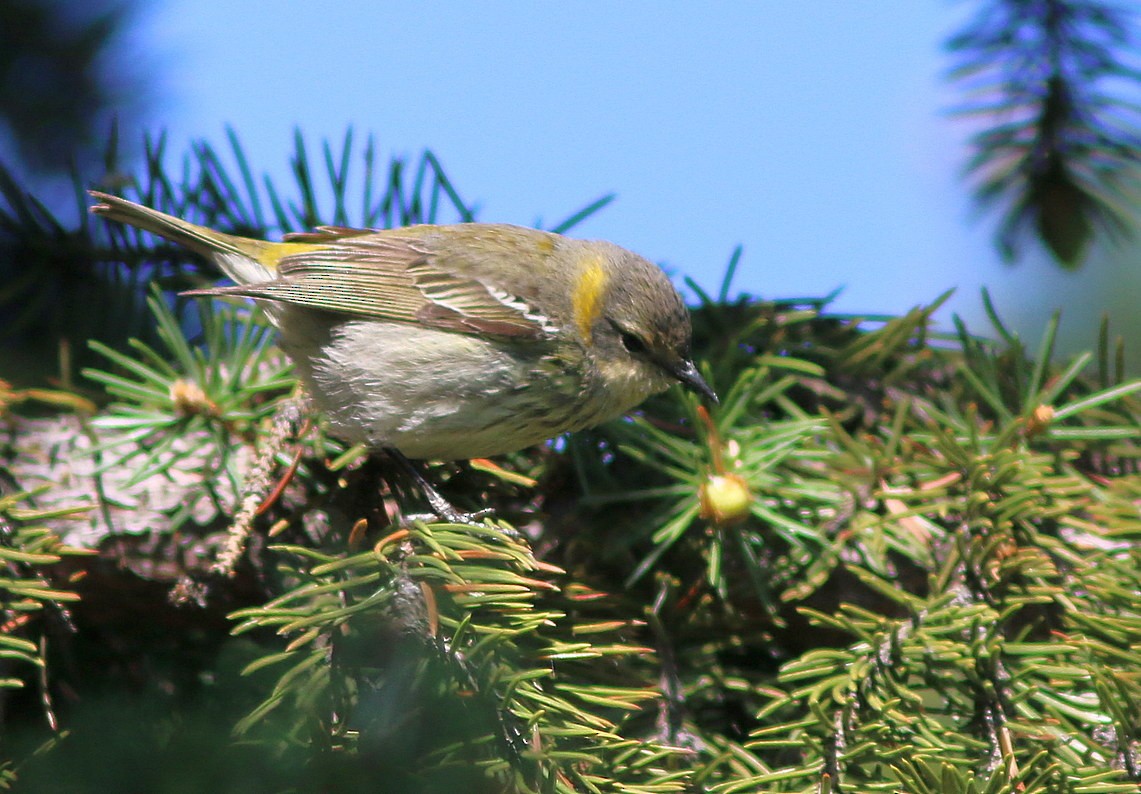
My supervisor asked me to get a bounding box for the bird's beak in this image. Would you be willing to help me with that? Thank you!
[668,359,718,404]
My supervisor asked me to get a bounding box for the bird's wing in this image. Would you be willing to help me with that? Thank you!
[194,230,552,340]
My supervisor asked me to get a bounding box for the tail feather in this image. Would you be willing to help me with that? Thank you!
[88,191,273,284]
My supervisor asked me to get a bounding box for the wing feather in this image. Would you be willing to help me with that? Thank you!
[196,228,551,340]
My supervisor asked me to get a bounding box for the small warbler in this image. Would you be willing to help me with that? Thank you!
[89,192,716,464]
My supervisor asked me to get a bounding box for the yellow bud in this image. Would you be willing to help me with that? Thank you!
[169,378,219,418]
[1025,404,1055,437]
[699,473,752,525]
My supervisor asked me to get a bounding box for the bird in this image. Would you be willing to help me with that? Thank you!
[90,191,716,519]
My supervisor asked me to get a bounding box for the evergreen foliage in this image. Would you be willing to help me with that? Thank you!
[0,131,1138,793]
[945,0,1141,267]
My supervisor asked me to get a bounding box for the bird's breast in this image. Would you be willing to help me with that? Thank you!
[277,315,586,459]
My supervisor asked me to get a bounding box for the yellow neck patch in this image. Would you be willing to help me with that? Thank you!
[572,257,609,342]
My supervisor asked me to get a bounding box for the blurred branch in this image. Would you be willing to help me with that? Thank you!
[946,0,1141,267]
[0,0,146,187]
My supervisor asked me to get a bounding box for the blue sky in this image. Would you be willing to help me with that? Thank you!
[123,2,1141,353]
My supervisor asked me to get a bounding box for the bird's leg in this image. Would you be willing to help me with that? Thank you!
[384,448,492,525]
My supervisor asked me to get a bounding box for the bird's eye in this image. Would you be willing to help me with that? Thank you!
[620,331,647,355]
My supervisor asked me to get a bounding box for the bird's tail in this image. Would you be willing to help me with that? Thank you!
[88,191,275,285]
